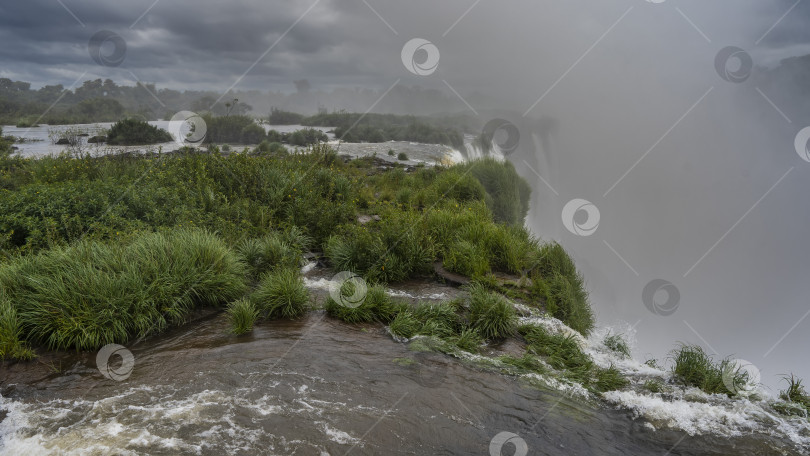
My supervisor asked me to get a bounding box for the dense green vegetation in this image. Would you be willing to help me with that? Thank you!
[267,108,304,125]
[301,112,465,150]
[0,144,622,395]
[107,118,173,145]
[0,229,246,351]
[202,114,327,146]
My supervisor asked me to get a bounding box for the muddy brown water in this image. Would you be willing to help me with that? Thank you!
[0,310,802,456]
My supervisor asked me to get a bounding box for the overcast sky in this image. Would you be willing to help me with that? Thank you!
[3,0,810,390]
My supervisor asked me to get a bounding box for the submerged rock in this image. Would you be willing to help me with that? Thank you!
[88,135,107,143]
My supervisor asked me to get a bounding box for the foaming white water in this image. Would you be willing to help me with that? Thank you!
[302,276,446,301]
[461,136,505,162]
[510,303,810,449]
[0,376,377,455]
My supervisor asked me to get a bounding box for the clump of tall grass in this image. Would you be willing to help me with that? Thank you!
[520,324,593,385]
[237,228,308,279]
[443,239,490,279]
[519,324,629,392]
[325,283,403,324]
[604,332,631,358]
[593,365,629,392]
[670,344,750,397]
[0,293,35,360]
[325,210,434,283]
[252,268,309,319]
[227,298,259,335]
[530,243,594,336]
[449,328,483,352]
[500,353,548,375]
[0,229,247,352]
[389,311,421,339]
[779,375,810,410]
[467,284,517,340]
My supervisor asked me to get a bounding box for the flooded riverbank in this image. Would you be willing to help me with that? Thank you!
[1,269,806,455]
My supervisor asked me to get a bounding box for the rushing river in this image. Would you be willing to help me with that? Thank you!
[1,269,806,455]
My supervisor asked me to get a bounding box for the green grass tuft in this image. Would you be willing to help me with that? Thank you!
[227,298,259,335]
[670,344,751,397]
[0,293,35,360]
[520,324,593,385]
[644,379,664,393]
[593,365,630,392]
[450,328,483,352]
[389,311,421,339]
[604,332,631,358]
[779,374,810,410]
[237,233,301,279]
[252,268,309,319]
[468,284,517,340]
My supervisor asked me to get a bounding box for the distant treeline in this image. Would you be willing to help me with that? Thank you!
[0,78,253,126]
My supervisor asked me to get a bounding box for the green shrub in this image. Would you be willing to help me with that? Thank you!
[256,140,286,154]
[397,152,408,161]
[240,123,266,144]
[227,298,259,335]
[268,108,304,125]
[106,118,172,145]
[203,115,265,144]
[468,284,517,339]
[286,128,328,146]
[252,268,309,319]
